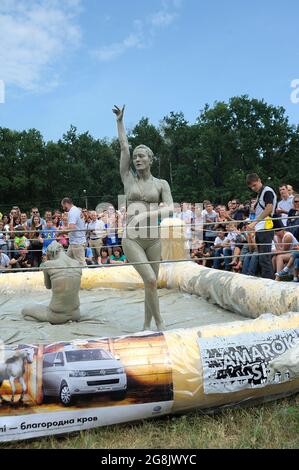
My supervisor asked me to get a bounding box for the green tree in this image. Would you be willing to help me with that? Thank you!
[0,96,298,213]
[196,95,295,201]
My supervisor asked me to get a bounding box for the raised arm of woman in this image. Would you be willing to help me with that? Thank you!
[112,105,130,183]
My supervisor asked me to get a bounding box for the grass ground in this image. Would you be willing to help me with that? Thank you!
[1,395,298,449]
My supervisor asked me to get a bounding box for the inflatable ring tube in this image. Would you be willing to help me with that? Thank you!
[159,262,299,318]
[1,263,298,318]
[166,312,299,413]
[1,263,299,442]
[0,265,168,294]
[0,312,299,442]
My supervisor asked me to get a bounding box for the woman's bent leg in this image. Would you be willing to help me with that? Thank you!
[22,304,80,324]
[22,305,50,322]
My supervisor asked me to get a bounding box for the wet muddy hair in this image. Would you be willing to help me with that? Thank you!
[46,241,63,260]
[133,145,154,163]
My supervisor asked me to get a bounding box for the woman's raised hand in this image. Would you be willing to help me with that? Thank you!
[112,104,125,121]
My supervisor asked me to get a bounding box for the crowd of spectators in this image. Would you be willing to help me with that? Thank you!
[1,181,299,282]
[190,183,299,282]
[0,204,128,271]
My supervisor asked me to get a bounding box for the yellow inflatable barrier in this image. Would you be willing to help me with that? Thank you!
[0,264,299,442]
[0,222,298,441]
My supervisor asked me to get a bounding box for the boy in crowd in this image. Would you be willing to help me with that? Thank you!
[212,230,227,269]
[40,218,57,258]
[223,222,239,270]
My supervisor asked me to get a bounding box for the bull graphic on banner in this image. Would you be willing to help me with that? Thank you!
[0,349,34,404]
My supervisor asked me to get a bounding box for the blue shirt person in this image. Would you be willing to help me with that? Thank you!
[41,220,57,255]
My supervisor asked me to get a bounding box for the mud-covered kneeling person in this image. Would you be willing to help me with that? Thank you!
[22,241,82,324]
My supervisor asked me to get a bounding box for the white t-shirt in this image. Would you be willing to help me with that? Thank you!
[277,196,294,226]
[225,231,238,250]
[0,252,10,268]
[202,209,217,222]
[214,236,226,247]
[68,206,86,245]
[202,209,218,237]
[179,210,194,241]
[285,232,298,249]
[272,232,299,252]
[0,232,6,244]
[180,210,194,222]
[88,219,106,240]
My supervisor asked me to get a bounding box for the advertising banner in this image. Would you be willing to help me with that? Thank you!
[1,324,299,442]
[0,332,173,442]
[198,328,299,394]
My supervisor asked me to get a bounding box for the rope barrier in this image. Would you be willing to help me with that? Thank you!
[1,248,297,273]
[0,194,118,208]
[1,232,298,247]
[0,226,297,238]
[1,237,298,252]
[1,227,123,235]
[1,233,299,251]
[2,212,299,235]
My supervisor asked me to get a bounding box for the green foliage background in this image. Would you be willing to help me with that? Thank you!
[1,95,298,212]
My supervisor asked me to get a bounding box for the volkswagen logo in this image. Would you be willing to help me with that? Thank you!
[99,370,106,375]
[153,406,162,412]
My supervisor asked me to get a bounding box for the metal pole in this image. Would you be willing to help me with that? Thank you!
[83,190,88,209]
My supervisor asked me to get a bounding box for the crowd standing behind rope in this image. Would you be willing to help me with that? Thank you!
[1,178,299,282]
